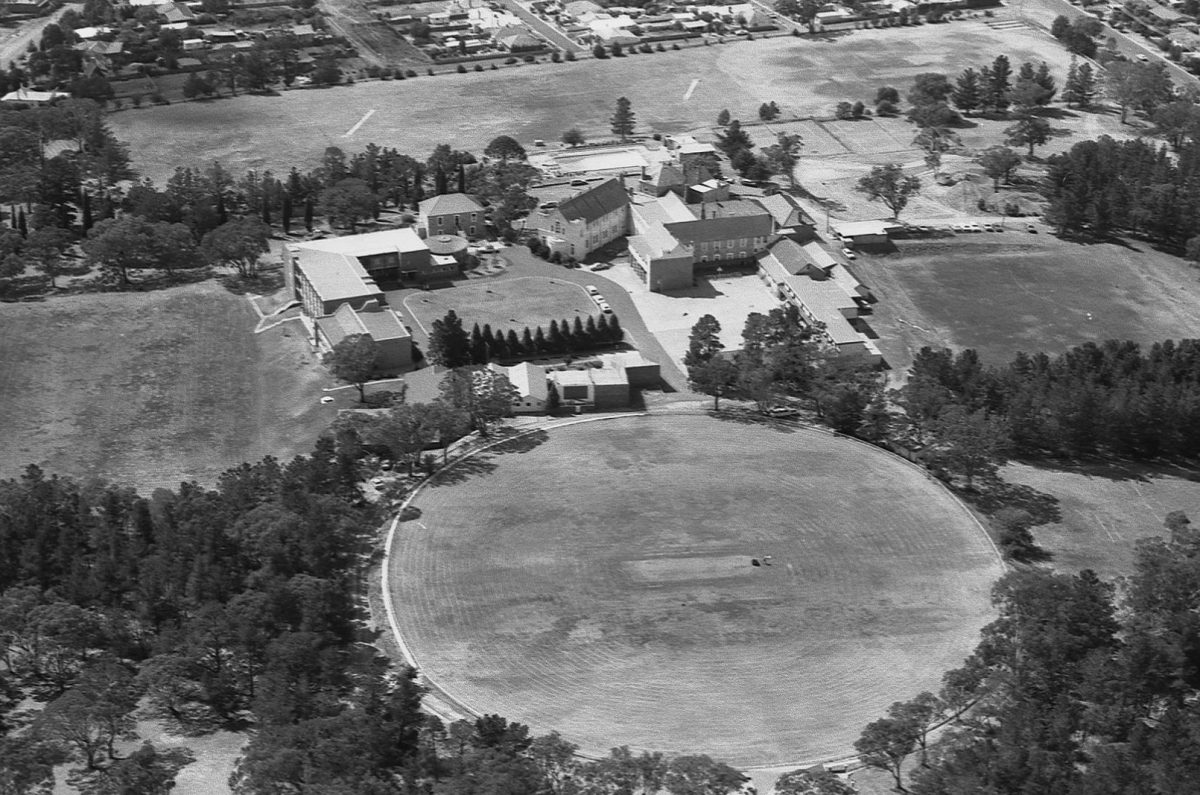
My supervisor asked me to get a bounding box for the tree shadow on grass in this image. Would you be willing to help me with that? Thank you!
[709,406,801,432]
[489,429,550,455]
[960,475,1062,527]
[1019,456,1154,483]
[425,455,498,487]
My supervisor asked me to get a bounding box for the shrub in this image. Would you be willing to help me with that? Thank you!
[876,99,899,116]
[131,94,143,107]
[551,51,562,62]
[656,42,665,51]
[565,50,576,60]
[490,63,498,69]
[506,56,518,64]
[474,63,483,71]
[406,69,417,77]
[457,63,467,73]
[150,93,168,105]
[550,251,563,264]
[523,54,535,62]
[366,64,382,77]
[672,42,680,49]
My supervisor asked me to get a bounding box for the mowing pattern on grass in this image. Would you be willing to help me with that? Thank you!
[389,415,1003,767]
[0,282,327,491]
[402,276,598,335]
[862,237,1200,369]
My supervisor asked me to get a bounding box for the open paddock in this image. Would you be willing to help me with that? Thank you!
[852,235,1200,372]
[0,282,331,491]
[108,18,1081,183]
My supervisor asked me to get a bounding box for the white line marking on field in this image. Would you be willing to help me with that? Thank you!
[342,108,376,138]
[683,78,699,100]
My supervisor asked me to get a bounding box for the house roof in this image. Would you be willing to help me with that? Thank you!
[296,227,429,257]
[801,240,837,270]
[75,39,125,54]
[293,248,382,306]
[492,361,548,401]
[320,300,411,345]
[419,192,484,216]
[0,88,68,103]
[499,32,541,48]
[642,162,684,188]
[751,193,806,228]
[558,177,630,223]
[834,219,896,238]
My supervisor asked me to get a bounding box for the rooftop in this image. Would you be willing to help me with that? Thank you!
[419,192,484,216]
[296,227,429,257]
[558,178,630,223]
[293,248,382,305]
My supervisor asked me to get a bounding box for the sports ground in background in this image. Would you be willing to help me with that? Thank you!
[108,18,1078,184]
[388,415,1004,767]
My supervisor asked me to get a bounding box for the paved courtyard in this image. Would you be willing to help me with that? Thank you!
[601,264,783,371]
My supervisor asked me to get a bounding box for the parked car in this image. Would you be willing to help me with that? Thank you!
[591,262,613,271]
[841,247,856,259]
[371,478,385,489]
[570,178,589,186]
[966,223,984,232]
[764,406,800,418]
[586,285,600,295]
[598,301,613,313]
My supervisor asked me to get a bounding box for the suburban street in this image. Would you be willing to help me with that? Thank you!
[0,4,79,70]
[499,0,581,54]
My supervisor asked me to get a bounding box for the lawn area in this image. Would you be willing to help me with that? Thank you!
[852,234,1200,372]
[999,460,1200,579]
[399,276,600,339]
[387,415,1003,768]
[108,17,1078,184]
[0,282,333,492]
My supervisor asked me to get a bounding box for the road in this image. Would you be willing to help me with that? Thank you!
[1014,0,1199,88]
[0,4,79,71]
[498,0,581,55]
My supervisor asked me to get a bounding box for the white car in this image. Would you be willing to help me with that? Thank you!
[841,247,856,259]
[598,301,613,314]
[966,223,984,233]
[586,285,600,296]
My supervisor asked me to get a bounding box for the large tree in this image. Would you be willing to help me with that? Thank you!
[427,309,472,369]
[81,215,198,286]
[317,178,378,229]
[976,146,1022,191]
[200,217,270,278]
[690,355,740,410]
[610,96,636,141]
[928,404,1010,488]
[684,314,723,374]
[483,135,526,162]
[437,366,518,436]
[855,163,921,219]
[323,333,378,402]
[1005,114,1051,156]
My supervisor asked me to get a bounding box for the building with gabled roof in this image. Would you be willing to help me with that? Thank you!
[418,192,486,239]
[528,177,632,259]
[316,299,414,372]
[488,361,549,413]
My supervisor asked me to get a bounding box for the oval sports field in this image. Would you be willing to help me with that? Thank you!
[386,415,1003,768]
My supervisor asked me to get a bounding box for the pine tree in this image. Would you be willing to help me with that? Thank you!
[470,323,486,364]
[1076,62,1098,107]
[507,329,523,357]
[533,326,547,354]
[991,55,1013,114]
[482,324,495,352]
[1062,57,1081,107]
[560,317,575,351]
[607,314,623,343]
[546,381,561,413]
[571,317,585,351]
[979,65,997,112]
[717,108,731,126]
[281,193,292,232]
[521,327,534,355]
[548,319,564,353]
[953,68,982,114]
[304,197,314,231]
[596,313,610,343]
[610,96,636,141]
[584,316,599,348]
[1033,62,1056,102]
[17,206,27,237]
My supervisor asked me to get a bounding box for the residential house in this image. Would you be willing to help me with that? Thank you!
[156,2,195,23]
[418,193,486,238]
[316,299,414,373]
[529,177,631,259]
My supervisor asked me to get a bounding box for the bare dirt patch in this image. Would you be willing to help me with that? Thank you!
[387,415,1003,767]
[400,275,597,336]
